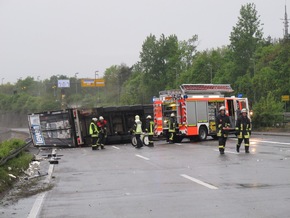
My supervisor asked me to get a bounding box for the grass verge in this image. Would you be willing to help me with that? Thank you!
[0,139,33,196]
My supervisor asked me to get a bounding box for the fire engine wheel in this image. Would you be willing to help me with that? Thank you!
[198,126,208,141]
[131,136,137,147]
[142,135,149,146]
[174,135,183,143]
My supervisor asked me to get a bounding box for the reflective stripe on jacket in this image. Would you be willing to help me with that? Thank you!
[235,116,251,139]
[133,120,142,134]
[89,122,99,137]
[216,114,230,137]
[169,117,177,133]
[145,120,155,135]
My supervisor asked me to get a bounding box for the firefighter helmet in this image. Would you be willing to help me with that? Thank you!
[241,108,247,113]
[92,117,98,121]
[170,113,175,117]
[146,115,152,119]
[219,106,226,111]
[99,116,104,120]
[135,115,140,120]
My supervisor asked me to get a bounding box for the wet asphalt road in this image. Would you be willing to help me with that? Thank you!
[2,135,290,218]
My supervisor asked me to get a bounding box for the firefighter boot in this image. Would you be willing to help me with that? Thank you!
[245,146,250,153]
[101,144,105,149]
[219,147,225,154]
[236,144,240,153]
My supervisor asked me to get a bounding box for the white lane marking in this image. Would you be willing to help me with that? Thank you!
[28,149,56,218]
[176,143,182,146]
[27,193,46,218]
[251,140,290,145]
[180,174,218,190]
[135,154,150,160]
[112,146,120,150]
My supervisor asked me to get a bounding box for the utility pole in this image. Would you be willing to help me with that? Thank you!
[282,3,290,39]
[75,72,79,95]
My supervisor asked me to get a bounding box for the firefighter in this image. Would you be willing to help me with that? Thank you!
[235,108,251,153]
[97,116,107,149]
[168,113,177,143]
[216,106,230,154]
[132,115,143,148]
[89,117,99,150]
[145,115,154,147]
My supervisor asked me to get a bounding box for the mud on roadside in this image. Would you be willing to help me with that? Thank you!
[0,177,54,206]
[0,146,55,206]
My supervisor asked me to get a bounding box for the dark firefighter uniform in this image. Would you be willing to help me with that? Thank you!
[168,113,177,143]
[89,118,99,150]
[145,115,154,147]
[216,106,230,154]
[235,108,251,153]
[97,116,107,149]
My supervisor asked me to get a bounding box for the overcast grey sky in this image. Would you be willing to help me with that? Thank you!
[0,0,287,83]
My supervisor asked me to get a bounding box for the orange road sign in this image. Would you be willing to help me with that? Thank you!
[81,79,105,87]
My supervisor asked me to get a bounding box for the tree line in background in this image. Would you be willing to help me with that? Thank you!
[0,3,289,127]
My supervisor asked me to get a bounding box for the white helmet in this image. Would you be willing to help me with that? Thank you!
[241,108,247,113]
[219,106,226,111]
[170,113,175,117]
[99,116,104,120]
[146,115,152,119]
[135,115,140,120]
[92,117,98,121]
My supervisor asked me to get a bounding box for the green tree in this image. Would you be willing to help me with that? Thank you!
[252,92,284,127]
[138,34,198,102]
[103,64,133,105]
[229,3,263,80]
[120,73,144,105]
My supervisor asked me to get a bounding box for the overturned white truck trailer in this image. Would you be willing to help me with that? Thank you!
[28,105,153,147]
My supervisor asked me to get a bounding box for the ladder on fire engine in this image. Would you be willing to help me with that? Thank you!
[179,84,234,95]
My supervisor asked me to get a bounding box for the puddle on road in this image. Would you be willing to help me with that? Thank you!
[237,183,271,189]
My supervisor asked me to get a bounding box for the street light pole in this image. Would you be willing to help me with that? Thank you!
[95,71,99,103]
[75,72,79,95]
[37,76,40,96]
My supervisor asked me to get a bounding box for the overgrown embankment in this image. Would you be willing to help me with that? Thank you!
[0,139,33,195]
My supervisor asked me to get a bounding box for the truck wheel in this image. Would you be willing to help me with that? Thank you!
[142,135,149,146]
[198,126,208,141]
[131,136,137,147]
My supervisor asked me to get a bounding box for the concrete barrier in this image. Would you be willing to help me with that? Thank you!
[0,128,11,143]
[0,128,30,143]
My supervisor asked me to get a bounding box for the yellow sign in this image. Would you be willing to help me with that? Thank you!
[81,79,105,87]
[281,95,290,101]
[95,79,105,87]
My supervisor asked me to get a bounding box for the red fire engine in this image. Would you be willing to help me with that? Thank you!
[153,84,250,142]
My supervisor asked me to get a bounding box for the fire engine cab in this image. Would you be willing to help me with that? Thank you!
[153,84,250,142]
